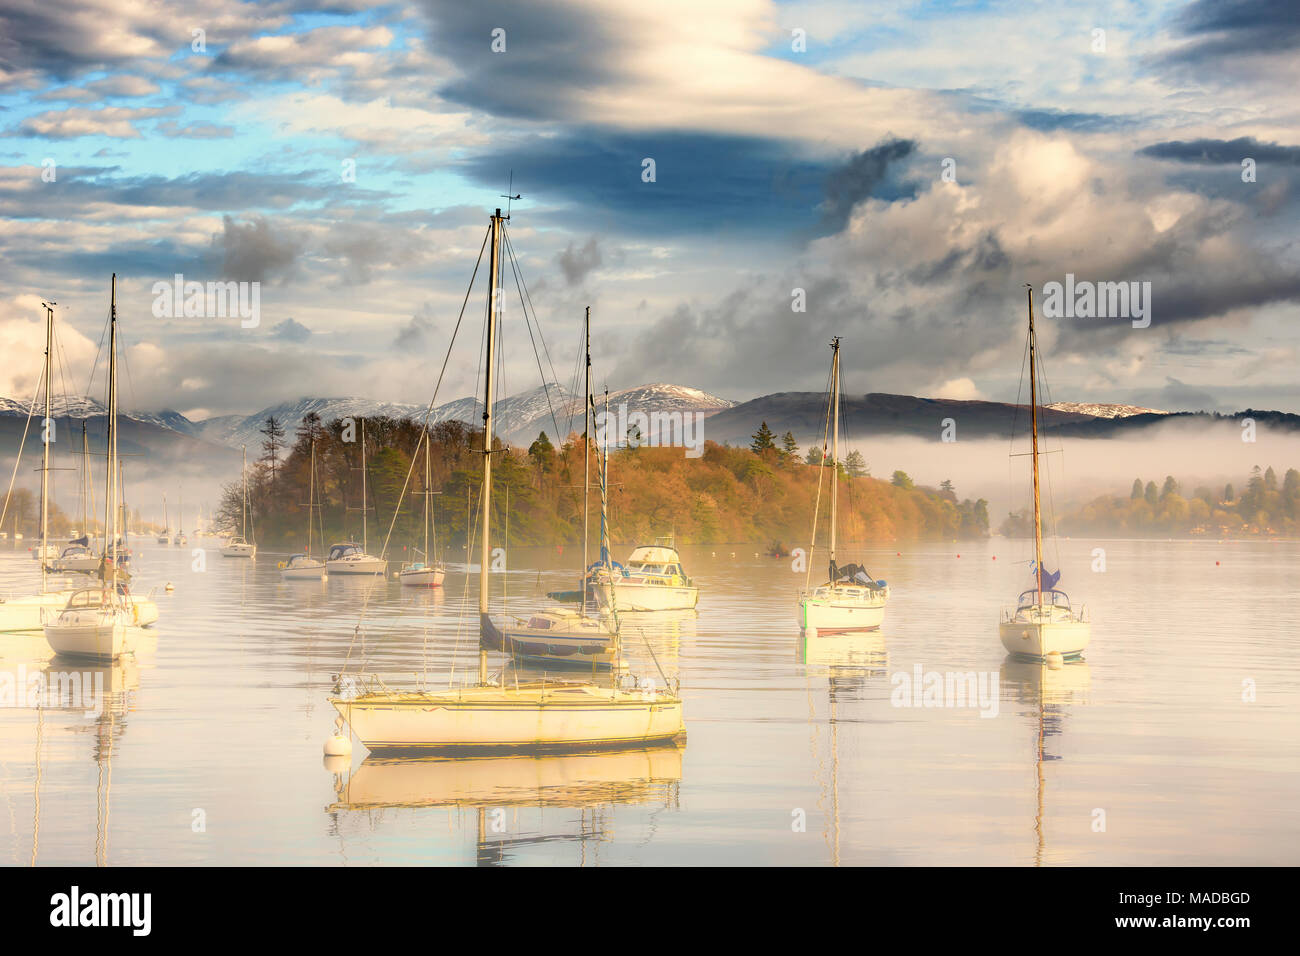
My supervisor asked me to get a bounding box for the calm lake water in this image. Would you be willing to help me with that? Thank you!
[1,536,1297,866]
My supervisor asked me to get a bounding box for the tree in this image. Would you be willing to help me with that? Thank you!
[260,415,286,491]
[845,451,868,477]
[1144,480,1158,507]
[805,445,824,466]
[781,431,799,459]
[1131,478,1143,500]
[751,421,776,455]
[1161,475,1179,500]
[1223,483,1234,503]
[891,470,914,490]
[939,478,956,501]
[1264,466,1277,491]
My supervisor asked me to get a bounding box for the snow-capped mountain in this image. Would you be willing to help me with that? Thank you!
[1045,402,1168,419]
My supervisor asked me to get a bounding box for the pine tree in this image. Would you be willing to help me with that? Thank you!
[781,431,798,459]
[260,415,286,491]
[1131,478,1143,500]
[845,450,868,477]
[750,421,776,455]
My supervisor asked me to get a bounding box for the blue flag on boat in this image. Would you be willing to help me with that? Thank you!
[1030,561,1061,591]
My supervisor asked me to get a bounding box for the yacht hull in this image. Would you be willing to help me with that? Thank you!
[798,594,887,634]
[0,592,76,634]
[44,611,137,662]
[221,545,256,558]
[999,620,1090,660]
[332,683,685,754]
[482,615,618,669]
[398,567,445,587]
[596,582,698,612]
[326,557,386,576]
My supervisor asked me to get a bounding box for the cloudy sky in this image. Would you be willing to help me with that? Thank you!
[1,0,1298,420]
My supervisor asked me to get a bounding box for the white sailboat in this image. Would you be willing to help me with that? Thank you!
[999,287,1090,661]
[220,446,256,558]
[330,206,684,753]
[173,491,186,546]
[798,337,890,636]
[156,493,169,544]
[281,438,326,580]
[45,275,155,662]
[50,423,101,574]
[0,300,80,637]
[397,428,445,587]
[326,419,386,577]
[485,307,621,669]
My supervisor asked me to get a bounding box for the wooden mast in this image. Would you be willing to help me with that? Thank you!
[829,337,840,579]
[479,208,504,682]
[1028,285,1044,608]
[39,300,53,591]
[581,306,591,616]
[105,275,118,591]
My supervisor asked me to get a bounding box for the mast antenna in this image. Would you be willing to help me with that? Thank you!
[500,171,521,220]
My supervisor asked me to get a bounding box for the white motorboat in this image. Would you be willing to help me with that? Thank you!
[594,540,698,612]
[998,286,1090,661]
[797,338,890,636]
[330,207,683,753]
[221,535,256,558]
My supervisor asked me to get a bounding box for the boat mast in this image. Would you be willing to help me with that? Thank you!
[105,275,118,591]
[240,445,247,540]
[829,337,840,577]
[81,422,90,544]
[361,419,369,551]
[422,430,430,563]
[581,306,591,616]
[478,208,504,682]
[39,300,53,591]
[1027,286,1044,608]
[308,438,316,557]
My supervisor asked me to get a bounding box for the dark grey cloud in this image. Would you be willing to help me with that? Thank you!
[457,128,915,238]
[556,237,601,286]
[819,139,917,233]
[1166,0,1300,61]
[415,0,627,120]
[214,215,304,283]
[1139,137,1300,166]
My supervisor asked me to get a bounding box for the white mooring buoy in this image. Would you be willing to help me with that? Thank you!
[1045,650,1064,670]
[324,717,352,756]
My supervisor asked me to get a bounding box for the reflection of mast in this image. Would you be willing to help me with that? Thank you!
[31,703,43,867]
[1033,659,1045,866]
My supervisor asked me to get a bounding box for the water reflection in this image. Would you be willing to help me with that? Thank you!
[1000,658,1091,866]
[327,746,683,865]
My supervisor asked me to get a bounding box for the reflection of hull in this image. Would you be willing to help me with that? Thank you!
[799,629,887,670]
[331,746,684,810]
[398,566,445,587]
[999,658,1091,705]
[44,609,138,662]
[596,581,698,612]
[999,620,1090,660]
[333,681,685,754]
[0,591,75,634]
